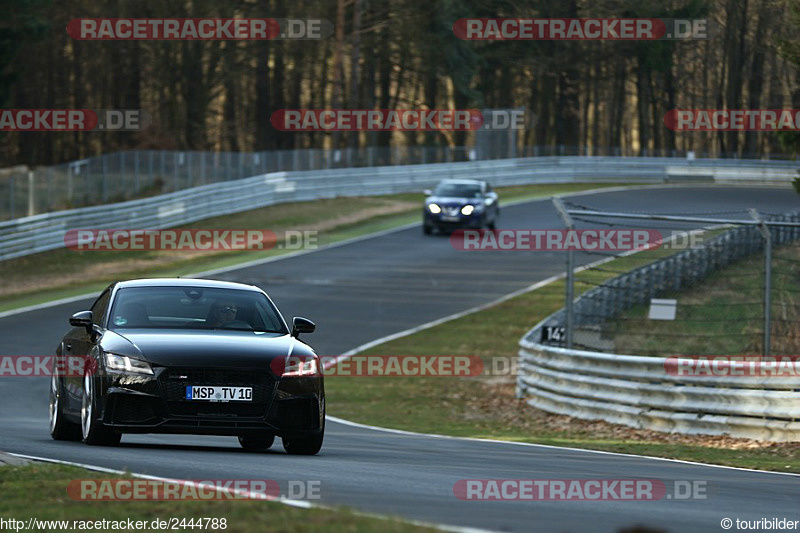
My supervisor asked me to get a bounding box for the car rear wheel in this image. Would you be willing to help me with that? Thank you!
[49,373,81,441]
[81,372,121,446]
[238,433,275,451]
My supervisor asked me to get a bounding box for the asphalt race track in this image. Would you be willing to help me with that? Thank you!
[1,186,798,532]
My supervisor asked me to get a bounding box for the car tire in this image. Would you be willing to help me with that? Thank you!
[423,223,433,235]
[238,433,275,451]
[49,373,81,441]
[282,418,324,456]
[487,218,496,230]
[81,371,121,446]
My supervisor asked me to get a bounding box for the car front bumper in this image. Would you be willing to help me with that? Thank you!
[424,211,484,229]
[98,368,324,438]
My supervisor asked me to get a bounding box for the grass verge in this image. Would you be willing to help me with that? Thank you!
[325,231,800,473]
[0,182,623,313]
[0,463,436,533]
[611,241,800,356]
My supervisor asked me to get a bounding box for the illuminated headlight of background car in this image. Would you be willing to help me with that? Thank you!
[104,352,154,375]
[428,203,441,214]
[461,205,475,216]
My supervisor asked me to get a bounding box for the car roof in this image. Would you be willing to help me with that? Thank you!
[114,278,261,292]
[438,179,484,186]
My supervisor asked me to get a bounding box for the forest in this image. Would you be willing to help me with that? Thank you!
[1,0,799,166]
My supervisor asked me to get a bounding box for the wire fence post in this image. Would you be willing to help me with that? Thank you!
[9,176,14,219]
[27,171,34,217]
[174,152,180,190]
[749,208,772,356]
[134,151,140,193]
[102,154,108,202]
[120,152,125,200]
[553,197,575,349]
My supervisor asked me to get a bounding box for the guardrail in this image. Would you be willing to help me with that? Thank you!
[4,146,798,220]
[517,340,800,441]
[0,155,797,262]
[517,214,800,442]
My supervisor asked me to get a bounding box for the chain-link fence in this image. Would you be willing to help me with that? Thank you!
[544,203,800,356]
[1,145,797,221]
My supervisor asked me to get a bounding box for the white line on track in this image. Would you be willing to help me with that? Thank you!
[6,452,495,533]
[326,416,800,478]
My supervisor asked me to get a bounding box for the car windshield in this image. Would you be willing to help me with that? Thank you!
[434,183,482,198]
[108,286,288,334]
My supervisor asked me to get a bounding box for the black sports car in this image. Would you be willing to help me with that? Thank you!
[422,179,500,235]
[49,278,324,455]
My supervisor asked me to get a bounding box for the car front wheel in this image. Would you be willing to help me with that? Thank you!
[282,417,324,456]
[49,373,81,441]
[81,372,121,446]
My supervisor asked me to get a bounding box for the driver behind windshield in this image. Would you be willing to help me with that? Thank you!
[207,301,239,327]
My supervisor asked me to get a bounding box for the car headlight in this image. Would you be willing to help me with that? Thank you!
[104,353,153,375]
[281,355,319,377]
[461,205,475,216]
[428,203,441,214]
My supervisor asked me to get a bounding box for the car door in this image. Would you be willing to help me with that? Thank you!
[64,289,111,412]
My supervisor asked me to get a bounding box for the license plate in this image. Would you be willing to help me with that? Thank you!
[441,215,460,222]
[186,386,253,402]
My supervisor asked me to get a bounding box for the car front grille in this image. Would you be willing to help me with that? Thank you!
[161,367,275,418]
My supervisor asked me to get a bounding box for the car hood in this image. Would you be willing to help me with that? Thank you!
[99,329,314,368]
[426,195,483,207]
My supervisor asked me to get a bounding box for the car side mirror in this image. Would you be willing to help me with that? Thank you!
[70,310,94,332]
[423,189,433,196]
[292,316,316,338]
